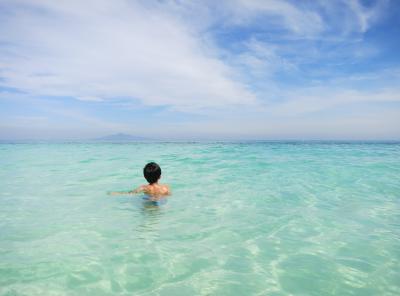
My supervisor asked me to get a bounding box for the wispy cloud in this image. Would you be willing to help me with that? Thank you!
[0,0,256,110]
[346,0,389,32]
[269,88,400,116]
[226,0,325,36]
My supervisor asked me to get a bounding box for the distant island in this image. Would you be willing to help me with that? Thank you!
[93,133,149,142]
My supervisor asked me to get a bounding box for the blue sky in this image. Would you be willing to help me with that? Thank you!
[0,0,399,140]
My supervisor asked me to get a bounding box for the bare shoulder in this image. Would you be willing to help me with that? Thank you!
[161,184,171,194]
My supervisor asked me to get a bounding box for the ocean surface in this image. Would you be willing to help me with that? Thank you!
[0,142,399,296]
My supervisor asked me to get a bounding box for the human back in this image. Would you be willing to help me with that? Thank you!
[110,162,171,198]
[141,182,170,198]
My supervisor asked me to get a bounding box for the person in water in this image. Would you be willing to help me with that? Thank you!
[111,162,171,199]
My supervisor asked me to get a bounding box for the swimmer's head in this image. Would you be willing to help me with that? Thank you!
[143,162,161,184]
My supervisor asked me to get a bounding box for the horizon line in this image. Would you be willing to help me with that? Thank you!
[1,138,400,143]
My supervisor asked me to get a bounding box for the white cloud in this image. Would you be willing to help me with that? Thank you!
[0,0,390,113]
[269,88,400,116]
[221,0,389,39]
[347,0,389,33]
[230,0,324,36]
[76,96,104,102]
[233,38,298,78]
[0,0,256,111]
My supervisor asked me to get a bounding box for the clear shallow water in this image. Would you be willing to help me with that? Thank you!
[0,142,399,296]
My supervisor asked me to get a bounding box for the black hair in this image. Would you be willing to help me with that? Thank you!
[143,162,161,184]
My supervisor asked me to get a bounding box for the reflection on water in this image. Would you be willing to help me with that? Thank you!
[135,196,168,238]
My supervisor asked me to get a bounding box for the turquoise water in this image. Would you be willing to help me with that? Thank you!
[0,142,399,295]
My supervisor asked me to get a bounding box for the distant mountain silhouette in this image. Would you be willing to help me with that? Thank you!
[93,133,149,141]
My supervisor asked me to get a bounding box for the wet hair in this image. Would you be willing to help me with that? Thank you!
[143,162,161,184]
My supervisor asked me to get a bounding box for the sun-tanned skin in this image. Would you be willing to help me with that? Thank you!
[133,182,170,198]
[110,162,170,200]
[110,182,170,199]
[110,182,171,201]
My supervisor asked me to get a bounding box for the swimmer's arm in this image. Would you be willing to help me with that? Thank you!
[108,190,135,196]
[109,185,145,196]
